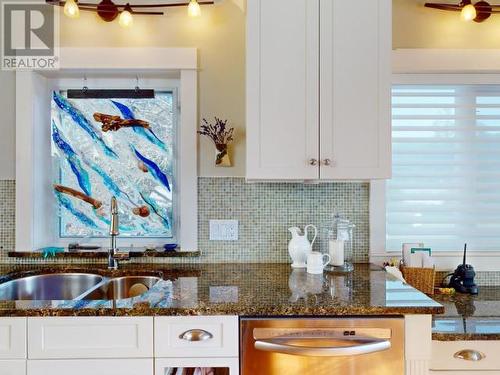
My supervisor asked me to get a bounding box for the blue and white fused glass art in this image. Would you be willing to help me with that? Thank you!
[50,91,176,239]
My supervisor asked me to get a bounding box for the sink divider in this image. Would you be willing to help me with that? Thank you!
[73,277,112,301]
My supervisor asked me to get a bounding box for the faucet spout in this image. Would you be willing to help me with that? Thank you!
[110,196,119,237]
[108,196,121,270]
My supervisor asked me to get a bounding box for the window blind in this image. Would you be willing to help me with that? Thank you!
[387,85,500,252]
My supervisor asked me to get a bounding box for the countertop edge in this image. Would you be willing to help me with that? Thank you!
[0,306,445,318]
[432,332,500,341]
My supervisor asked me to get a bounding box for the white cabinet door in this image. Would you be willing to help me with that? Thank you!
[0,360,26,375]
[246,0,320,180]
[431,340,500,371]
[28,317,153,359]
[155,357,239,375]
[27,359,153,375]
[0,318,27,359]
[430,372,500,375]
[154,316,238,358]
[319,0,392,180]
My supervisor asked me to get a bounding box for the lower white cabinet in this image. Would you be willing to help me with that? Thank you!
[28,316,153,359]
[431,340,500,372]
[155,357,239,375]
[0,315,239,375]
[431,372,500,375]
[27,359,153,375]
[0,360,26,375]
[0,318,27,359]
[155,316,239,358]
[155,316,239,375]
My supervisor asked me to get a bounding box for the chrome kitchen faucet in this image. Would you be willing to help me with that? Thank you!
[108,196,128,269]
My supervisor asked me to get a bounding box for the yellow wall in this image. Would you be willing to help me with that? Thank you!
[56,1,246,177]
[394,0,500,49]
[3,0,500,180]
[59,1,246,176]
[0,0,246,179]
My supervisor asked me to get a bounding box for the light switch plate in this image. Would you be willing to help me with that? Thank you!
[209,220,239,241]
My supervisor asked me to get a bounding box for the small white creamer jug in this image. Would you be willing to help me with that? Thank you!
[288,225,317,268]
[306,252,331,275]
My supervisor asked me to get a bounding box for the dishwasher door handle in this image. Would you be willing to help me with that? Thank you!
[254,337,391,357]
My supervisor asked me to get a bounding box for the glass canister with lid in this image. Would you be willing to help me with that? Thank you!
[325,212,355,272]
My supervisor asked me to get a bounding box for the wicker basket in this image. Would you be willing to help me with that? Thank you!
[400,266,436,295]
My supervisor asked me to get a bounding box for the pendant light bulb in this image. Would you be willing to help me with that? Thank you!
[461,3,477,21]
[119,4,134,28]
[188,0,201,18]
[63,0,80,19]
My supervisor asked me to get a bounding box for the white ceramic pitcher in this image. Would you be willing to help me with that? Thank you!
[288,224,317,268]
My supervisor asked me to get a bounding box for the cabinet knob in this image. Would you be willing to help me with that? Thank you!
[454,349,485,361]
[322,159,332,166]
[179,329,214,342]
[309,159,318,166]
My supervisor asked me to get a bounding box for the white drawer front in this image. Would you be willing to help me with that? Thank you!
[431,340,500,371]
[154,316,238,358]
[0,318,27,359]
[0,360,26,375]
[28,317,153,359]
[27,359,153,375]
[155,357,239,375]
[430,372,500,375]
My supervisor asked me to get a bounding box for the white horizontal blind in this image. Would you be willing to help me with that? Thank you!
[387,85,500,251]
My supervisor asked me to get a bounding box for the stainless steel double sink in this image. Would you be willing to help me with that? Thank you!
[0,273,161,301]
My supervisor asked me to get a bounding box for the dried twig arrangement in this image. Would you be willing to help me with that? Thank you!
[198,117,234,166]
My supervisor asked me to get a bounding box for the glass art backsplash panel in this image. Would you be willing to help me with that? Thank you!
[50,91,175,239]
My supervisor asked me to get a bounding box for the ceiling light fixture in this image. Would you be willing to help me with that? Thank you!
[461,0,477,20]
[47,0,214,24]
[118,3,133,27]
[425,1,495,22]
[187,0,201,17]
[63,0,80,18]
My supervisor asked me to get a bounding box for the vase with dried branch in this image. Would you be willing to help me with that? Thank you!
[198,117,234,167]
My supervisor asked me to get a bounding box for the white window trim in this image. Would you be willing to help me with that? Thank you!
[371,49,500,270]
[16,47,198,252]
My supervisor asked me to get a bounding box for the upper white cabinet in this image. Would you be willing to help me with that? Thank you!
[246,0,392,181]
[319,0,391,180]
[246,0,320,180]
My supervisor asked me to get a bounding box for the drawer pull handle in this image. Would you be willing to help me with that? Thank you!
[179,329,214,342]
[454,349,486,361]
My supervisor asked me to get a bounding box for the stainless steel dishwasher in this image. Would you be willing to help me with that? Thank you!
[240,317,404,375]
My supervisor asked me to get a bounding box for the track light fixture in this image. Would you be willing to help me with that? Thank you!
[47,0,213,24]
[425,1,495,23]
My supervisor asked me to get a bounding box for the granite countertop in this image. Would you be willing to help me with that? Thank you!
[0,263,443,317]
[432,288,500,341]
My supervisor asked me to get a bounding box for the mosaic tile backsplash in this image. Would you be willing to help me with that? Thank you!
[197,178,369,263]
[3,178,500,285]
[0,180,15,261]
[0,178,369,264]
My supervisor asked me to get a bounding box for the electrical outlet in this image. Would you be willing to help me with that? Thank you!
[209,220,239,241]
